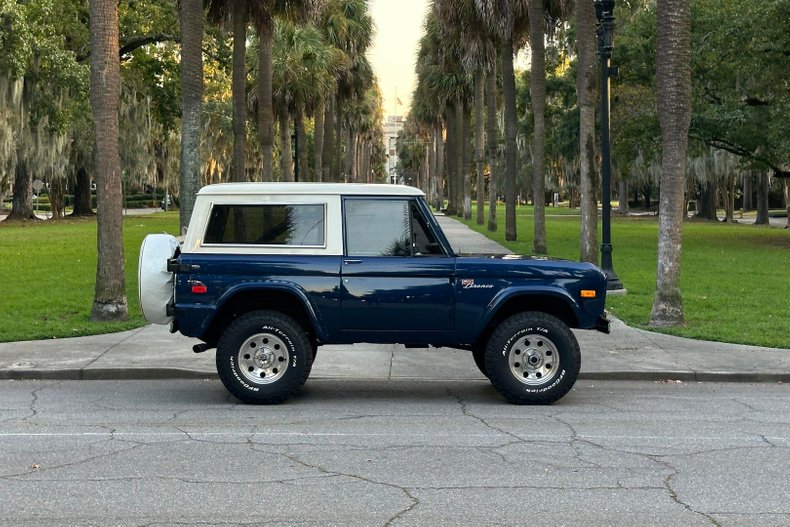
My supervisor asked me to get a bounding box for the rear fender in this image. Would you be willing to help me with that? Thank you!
[200,282,329,342]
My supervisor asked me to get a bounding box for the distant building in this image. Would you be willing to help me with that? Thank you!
[382,115,404,184]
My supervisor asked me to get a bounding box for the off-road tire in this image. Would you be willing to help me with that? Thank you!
[484,312,580,405]
[216,310,311,404]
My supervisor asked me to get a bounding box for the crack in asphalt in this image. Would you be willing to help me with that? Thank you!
[18,385,47,423]
[656,458,722,526]
[550,412,723,525]
[260,447,421,526]
[551,416,607,469]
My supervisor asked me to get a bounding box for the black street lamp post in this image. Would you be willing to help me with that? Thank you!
[594,0,625,291]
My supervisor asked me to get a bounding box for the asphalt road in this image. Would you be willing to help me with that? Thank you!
[1,379,788,526]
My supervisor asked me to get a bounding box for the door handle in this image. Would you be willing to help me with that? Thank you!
[344,259,362,265]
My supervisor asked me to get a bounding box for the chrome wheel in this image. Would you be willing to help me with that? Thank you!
[237,332,290,385]
[507,333,560,386]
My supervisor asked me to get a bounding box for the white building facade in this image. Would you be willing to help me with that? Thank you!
[382,115,404,184]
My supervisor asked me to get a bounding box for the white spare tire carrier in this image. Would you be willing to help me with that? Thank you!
[138,234,180,324]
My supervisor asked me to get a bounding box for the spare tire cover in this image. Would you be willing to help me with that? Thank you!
[138,234,180,324]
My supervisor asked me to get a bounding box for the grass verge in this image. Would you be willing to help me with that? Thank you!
[0,213,180,342]
[459,205,790,349]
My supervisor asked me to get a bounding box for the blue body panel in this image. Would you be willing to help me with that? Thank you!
[174,254,342,341]
[173,252,607,347]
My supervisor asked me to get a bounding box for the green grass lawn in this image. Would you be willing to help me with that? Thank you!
[459,204,790,349]
[0,213,180,342]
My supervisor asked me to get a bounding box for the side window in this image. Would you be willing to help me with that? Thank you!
[204,204,325,246]
[345,199,411,256]
[411,203,444,256]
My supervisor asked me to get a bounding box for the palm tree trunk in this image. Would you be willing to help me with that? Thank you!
[462,103,472,219]
[428,127,437,204]
[435,120,445,210]
[295,101,308,182]
[231,0,248,182]
[455,98,464,217]
[314,100,324,182]
[334,112,344,182]
[343,126,353,183]
[278,105,293,182]
[445,108,457,215]
[346,130,356,183]
[502,38,518,241]
[474,70,485,225]
[486,71,498,232]
[529,0,547,254]
[322,94,334,182]
[577,0,598,264]
[89,0,127,321]
[650,0,692,327]
[258,24,274,181]
[179,0,203,232]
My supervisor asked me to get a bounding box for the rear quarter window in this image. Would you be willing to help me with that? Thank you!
[204,204,325,246]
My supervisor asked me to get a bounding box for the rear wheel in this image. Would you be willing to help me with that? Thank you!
[216,310,311,404]
[484,312,580,405]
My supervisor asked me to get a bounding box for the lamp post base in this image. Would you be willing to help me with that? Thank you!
[600,242,625,293]
[604,270,626,294]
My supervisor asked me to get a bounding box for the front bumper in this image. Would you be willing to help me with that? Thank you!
[594,314,610,334]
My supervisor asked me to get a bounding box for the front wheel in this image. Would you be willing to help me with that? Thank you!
[484,312,580,405]
[216,311,311,404]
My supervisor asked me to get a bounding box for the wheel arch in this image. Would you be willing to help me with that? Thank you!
[474,289,580,348]
[199,284,326,348]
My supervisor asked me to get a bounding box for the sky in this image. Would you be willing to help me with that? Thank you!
[367,0,430,119]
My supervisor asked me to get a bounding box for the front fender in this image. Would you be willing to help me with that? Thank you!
[477,285,583,334]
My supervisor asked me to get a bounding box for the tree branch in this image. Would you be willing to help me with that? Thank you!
[689,133,787,177]
[76,34,180,62]
[119,33,180,58]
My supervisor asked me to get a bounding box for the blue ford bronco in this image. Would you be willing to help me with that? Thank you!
[139,183,609,405]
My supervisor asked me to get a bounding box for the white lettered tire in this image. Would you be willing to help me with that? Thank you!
[138,233,180,324]
[484,312,581,405]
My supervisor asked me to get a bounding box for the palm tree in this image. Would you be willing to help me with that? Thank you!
[528,0,547,253]
[418,9,471,215]
[486,67,500,232]
[206,0,249,182]
[254,0,318,181]
[527,0,572,253]
[576,0,598,264]
[271,20,334,181]
[434,0,497,223]
[480,0,530,242]
[649,0,692,327]
[318,0,374,183]
[179,0,203,232]
[89,0,127,321]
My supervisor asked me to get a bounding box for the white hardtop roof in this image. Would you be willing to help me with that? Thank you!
[197,182,424,197]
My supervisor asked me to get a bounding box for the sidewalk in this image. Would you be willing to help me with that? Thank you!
[1,214,788,383]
